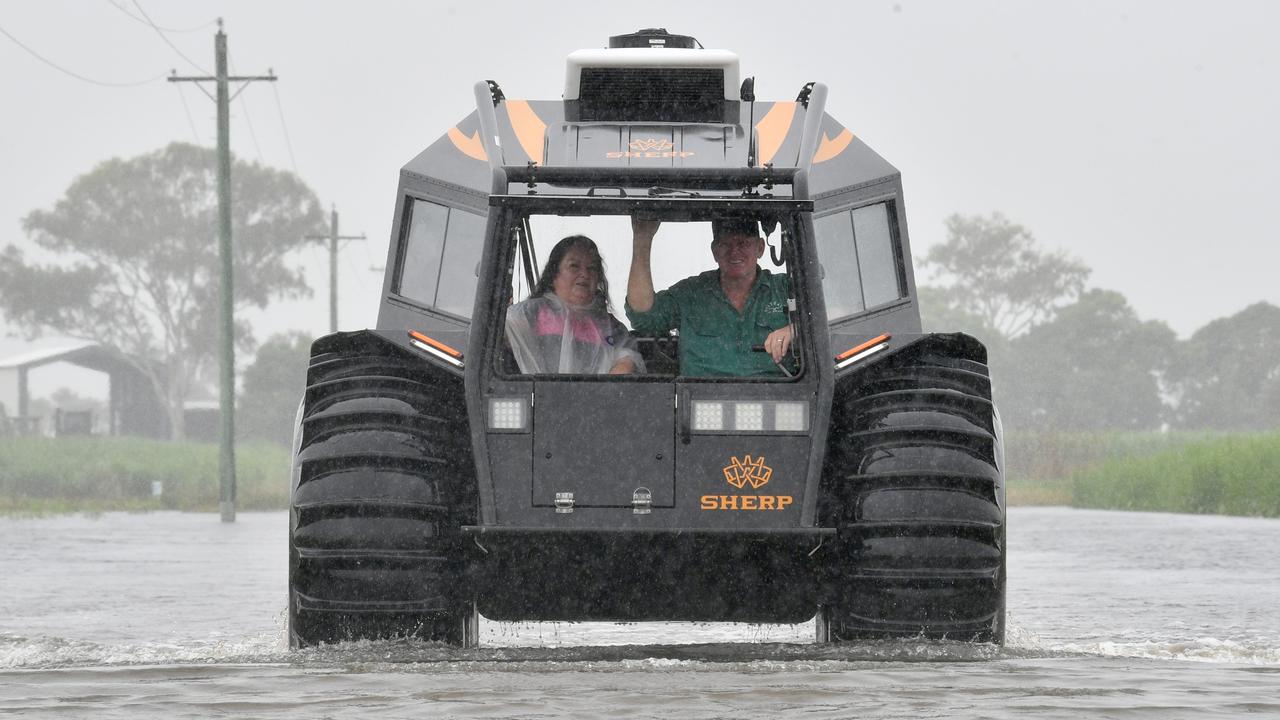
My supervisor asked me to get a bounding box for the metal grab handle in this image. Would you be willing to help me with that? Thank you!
[750,345,795,378]
[585,186,627,197]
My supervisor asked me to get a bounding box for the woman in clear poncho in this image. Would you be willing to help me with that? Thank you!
[505,235,645,374]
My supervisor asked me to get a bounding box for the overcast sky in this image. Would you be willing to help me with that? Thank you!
[3,0,1278,370]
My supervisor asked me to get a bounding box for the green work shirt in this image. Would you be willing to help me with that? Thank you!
[625,268,792,377]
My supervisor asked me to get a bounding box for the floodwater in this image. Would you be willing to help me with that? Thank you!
[1,507,1278,718]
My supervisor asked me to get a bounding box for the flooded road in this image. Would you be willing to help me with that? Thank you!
[2,507,1278,718]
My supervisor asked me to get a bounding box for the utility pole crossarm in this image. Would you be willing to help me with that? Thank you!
[170,71,277,104]
[168,74,277,82]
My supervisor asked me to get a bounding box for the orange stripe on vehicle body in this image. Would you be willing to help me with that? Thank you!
[409,330,464,358]
[506,100,546,165]
[835,333,890,361]
[754,102,796,166]
[813,128,854,164]
[447,127,487,161]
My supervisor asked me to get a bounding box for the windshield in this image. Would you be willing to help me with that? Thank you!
[516,216,789,324]
[499,212,801,380]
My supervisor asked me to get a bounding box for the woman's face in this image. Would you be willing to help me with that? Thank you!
[551,245,600,307]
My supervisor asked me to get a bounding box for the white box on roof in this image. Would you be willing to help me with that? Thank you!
[564,48,740,100]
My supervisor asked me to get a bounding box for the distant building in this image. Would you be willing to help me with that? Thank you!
[0,341,169,439]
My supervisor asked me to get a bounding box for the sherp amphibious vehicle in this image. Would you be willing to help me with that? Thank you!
[288,29,1006,647]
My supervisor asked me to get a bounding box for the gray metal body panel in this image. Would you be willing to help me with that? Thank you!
[394,101,900,197]
[531,382,676,508]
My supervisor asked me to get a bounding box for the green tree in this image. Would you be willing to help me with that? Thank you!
[0,143,324,439]
[238,332,313,447]
[997,289,1177,432]
[1169,302,1280,431]
[921,213,1090,339]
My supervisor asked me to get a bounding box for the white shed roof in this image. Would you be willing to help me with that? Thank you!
[0,340,100,370]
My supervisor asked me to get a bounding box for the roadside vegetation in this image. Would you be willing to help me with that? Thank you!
[1072,431,1280,517]
[1004,431,1208,506]
[0,437,290,515]
[1006,430,1280,517]
[918,212,1278,517]
[4,432,1276,517]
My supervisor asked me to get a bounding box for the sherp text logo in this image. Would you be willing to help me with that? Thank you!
[701,455,793,511]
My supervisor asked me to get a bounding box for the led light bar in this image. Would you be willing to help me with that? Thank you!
[691,400,809,433]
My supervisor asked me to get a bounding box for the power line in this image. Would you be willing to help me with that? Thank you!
[105,0,216,33]
[270,83,300,176]
[175,82,201,143]
[359,234,381,284]
[238,93,265,164]
[130,0,210,74]
[228,52,265,163]
[0,23,166,87]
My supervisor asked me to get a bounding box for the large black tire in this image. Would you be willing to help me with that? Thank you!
[288,332,478,648]
[818,339,1006,643]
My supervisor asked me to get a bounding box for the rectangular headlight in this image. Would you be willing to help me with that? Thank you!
[692,401,725,431]
[488,397,527,431]
[733,402,764,431]
[773,402,808,432]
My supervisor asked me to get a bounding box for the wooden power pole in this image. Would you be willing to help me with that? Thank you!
[308,206,366,334]
[168,19,276,523]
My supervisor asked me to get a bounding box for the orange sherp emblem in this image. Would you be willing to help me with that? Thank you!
[632,138,672,152]
[702,455,792,511]
[607,137,694,159]
[723,455,772,489]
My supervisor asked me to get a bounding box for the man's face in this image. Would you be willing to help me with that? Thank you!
[712,233,765,281]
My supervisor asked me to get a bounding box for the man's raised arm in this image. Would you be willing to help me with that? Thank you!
[626,217,660,312]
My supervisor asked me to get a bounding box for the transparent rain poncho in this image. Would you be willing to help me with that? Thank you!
[504,294,645,374]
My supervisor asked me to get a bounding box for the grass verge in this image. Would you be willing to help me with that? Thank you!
[0,436,290,515]
[1006,478,1072,506]
[1071,431,1280,517]
[6,433,1277,517]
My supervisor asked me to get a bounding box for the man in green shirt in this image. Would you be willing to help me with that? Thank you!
[625,217,795,377]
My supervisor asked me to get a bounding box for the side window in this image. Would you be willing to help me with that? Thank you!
[815,201,905,321]
[813,212,865,318]
[395,197,486,319]
[852,204,901,308]
[397,199,448,307]
[436,210,486,317]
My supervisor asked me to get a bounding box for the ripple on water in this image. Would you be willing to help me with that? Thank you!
[0,631,289,670]
[7,615,1279,672]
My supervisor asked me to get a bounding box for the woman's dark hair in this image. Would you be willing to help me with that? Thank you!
[529,235,612,309]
